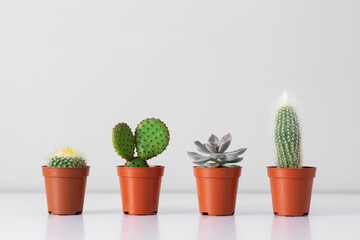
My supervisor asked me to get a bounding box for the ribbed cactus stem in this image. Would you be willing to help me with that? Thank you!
[275,101,301,168]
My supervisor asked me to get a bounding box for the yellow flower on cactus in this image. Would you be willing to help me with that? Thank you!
[49,147,87,168]
[56,147,79,156]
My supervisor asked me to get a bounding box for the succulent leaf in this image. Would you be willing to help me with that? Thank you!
[194,141,211,154]
[218,157,243,163]
[204,143,217,153]
[220,148,247,161]
[205,162,220,168]
[210,153,226,159]
[208,134,219,146]
[187,152,211,161]
[223,164,239,168]
[218,134,232,153]
[192,158,213,165]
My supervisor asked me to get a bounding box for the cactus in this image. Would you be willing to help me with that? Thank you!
[48,147,87,167]
[112,123,135,161]
[135,118,170,160]
[112,118,170,167]
[125,157,149,167]
[275,93,301,168]
[188,134,247,168]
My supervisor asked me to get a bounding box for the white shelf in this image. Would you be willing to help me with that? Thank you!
[0,193,359,239]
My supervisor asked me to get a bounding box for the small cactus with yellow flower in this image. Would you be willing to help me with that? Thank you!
[48,147,87,168]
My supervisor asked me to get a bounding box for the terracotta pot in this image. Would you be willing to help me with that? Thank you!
[42,166,90,215]
[267,166,316,216]
[194,166,241,216]
[117,165,164,215]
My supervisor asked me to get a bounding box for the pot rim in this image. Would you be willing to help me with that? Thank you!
[42,166,90,177]
[117,165,164,168]
[193,166,242,178]
[42,165,90,168]
[117,165,165,178]
[193,166,242,169]
[267,166,316,169]
[267,166,316,179]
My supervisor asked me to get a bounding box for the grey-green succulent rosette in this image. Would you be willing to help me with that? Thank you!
[187,134,247,168]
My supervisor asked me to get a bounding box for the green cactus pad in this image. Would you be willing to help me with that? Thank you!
[112,123,135,161]
[275,105,301,168]
[124,157,149,168]
[135,118,170,160]
[49,156,86,168]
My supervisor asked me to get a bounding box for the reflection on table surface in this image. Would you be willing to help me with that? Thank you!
[46,215,85,240]
[198,215,237,240]
[121,215,160,240]
[271,216,311,240]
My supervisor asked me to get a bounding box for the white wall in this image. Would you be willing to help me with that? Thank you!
[1,0,359,193]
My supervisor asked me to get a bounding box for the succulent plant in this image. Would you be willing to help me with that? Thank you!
[275,93,301,168]
[112,118,170,167]
[188,134,247,168]
[48,147,87,167]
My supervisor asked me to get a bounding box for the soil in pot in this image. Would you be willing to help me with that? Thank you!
[42,166,90,215]
[267,166,316,217]
[194,167,241,216]
[117,165,164,215]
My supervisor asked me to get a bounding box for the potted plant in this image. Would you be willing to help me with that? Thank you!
[267,93,316,216]
[188,134,247,216]
[42,147,90,215]
[112,117,170,215]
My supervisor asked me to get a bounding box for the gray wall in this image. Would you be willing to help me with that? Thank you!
[1,0,359,192]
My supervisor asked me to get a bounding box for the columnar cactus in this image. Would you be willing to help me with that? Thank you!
[112,118,170,167]
[48,147,87,167]
[275,94,301,168]
[188,134,247,168]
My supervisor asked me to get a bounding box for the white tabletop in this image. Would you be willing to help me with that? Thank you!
[0,193,359,240]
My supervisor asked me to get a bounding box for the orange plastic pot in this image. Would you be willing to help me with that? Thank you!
[194,166,241,216]
[117,165,164,215]
[42,166,90,215]
[267,166,316,216]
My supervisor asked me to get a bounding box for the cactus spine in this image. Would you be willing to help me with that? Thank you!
[112,118,170,168]
[48,147,87,167]
[275,94,301,168]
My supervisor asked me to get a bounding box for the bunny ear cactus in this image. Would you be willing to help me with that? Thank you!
[112,118,170,167]
[135,118,170,160]
[188,134,247,168]
[275,93,302,168]
[112,123,135,161]
[48,147,87,167]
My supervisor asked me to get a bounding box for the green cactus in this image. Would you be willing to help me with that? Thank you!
[48,147,87,167]
[112,123,135,161]
[125,157,149,167]
[275,100,301,168]
[112,118,170,167]
[135,118,170,160]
